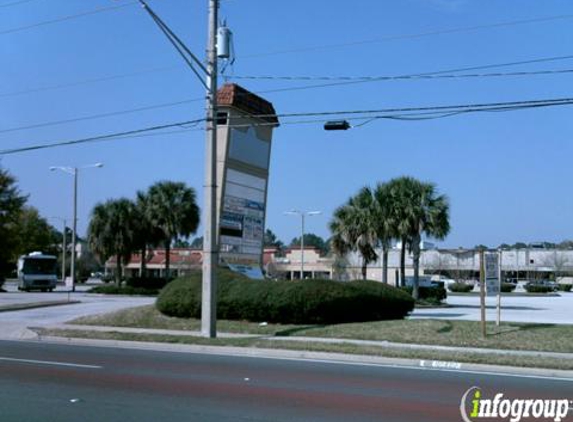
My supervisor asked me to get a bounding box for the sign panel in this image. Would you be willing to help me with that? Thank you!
[219,169,266,265]
[485,252,500,295]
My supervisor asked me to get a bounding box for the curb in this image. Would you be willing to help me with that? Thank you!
[0,300,81,313]
[30,334,573,381]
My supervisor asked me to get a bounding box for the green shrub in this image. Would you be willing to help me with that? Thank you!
[157,268,415,324]
[400,286,447,302]
[524,284,554,294]
[448,283,473,293]
[89,285,159,296]
[126,277,172,290]
[500,283,516,293]
[558,284,572,292]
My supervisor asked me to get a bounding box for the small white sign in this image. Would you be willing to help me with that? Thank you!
[64,276,73,288]
[485,252,500,296]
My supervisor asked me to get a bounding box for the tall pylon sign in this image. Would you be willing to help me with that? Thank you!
[215,84,279,277]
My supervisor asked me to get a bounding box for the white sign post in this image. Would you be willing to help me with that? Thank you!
[484,251,502,326]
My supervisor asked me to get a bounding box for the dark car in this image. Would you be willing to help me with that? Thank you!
[525,280,558,291]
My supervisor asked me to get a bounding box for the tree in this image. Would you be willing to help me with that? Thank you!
[329,187,378,280]
[88,198,139,285]
[264,229,284,249]
[386,177,450,299]
[290,233,327,254]
[144,181,200,277]
[373,182,396,284]
[0,167,27,279]
[190,236,203,248]
[133,191,163,277]
[15,206,60,257]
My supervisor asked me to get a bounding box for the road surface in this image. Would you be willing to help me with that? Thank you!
[0,340,571,421]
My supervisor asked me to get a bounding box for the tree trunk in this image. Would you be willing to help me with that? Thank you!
[115,254,122,286]
[361,258,367,280]
[382,244,389,284]
[412,234,421,300]
[400,239,407,287]
[165,241,171,279]
[140,245,146,278]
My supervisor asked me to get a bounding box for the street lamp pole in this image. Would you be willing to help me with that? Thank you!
[50,163,103,292]
[285,210,321,279]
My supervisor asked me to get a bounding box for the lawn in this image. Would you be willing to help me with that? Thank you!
[71,305,573,353]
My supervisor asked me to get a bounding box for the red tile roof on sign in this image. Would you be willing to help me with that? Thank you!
[217,83,279,125]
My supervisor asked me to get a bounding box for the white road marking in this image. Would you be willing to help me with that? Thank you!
[0,356,102,369]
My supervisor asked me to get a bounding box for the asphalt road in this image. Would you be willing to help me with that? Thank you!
[0,340,571,422]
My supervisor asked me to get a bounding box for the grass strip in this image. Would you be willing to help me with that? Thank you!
[33,327,573,371]
[70,305,573,354]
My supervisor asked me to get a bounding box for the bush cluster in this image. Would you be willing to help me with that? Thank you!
[89,285,159,296]
[156,268,415,324]
[125,277,173,290]
[500,283,517,293]
[400,285,447,302]
[448,283,473,293]
[558,284,572,292]
[524,284,554,294]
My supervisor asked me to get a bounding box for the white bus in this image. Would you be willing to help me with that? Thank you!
[17,252,58,292]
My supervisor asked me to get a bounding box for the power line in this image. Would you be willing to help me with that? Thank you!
[248,55,573,95]
[4,96,573,156]
[0,65,181,99]
[0,97,203,135]
[0,0,41,8]
[0,118,203,156]
[240,13,573,59]
[0,1,138,36]
[4,56,573,133]
[231,68,573,83]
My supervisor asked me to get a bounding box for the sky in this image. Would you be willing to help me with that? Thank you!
[1,0,573,248]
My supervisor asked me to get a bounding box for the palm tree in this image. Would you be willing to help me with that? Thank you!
[386,177,419,288]
[373,182,396,284]
[134,191,163,278]
[145,181,200,278]
[408,181,450,300]
[329,187,378,280]
[386,177,450,299]
[87,198,138,285]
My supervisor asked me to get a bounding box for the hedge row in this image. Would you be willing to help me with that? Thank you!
[89,285,160,296]
[448,283,473,293]
[156,269,415,324]
[400,285,447,302]
[125,277,173,290]
[558,284,572,292]
[524,284,555,293]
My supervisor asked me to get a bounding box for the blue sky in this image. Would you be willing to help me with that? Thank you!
[1,0,573,248]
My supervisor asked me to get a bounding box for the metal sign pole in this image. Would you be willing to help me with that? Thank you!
[497,249,502,326]
[479,249,486,338]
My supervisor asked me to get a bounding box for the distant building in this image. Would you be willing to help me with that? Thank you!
[106,246,573,285]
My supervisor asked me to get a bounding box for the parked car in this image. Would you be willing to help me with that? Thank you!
[430,275,457,288]
[525,280,558,291]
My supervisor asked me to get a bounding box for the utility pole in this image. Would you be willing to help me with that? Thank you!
[201,0,219,338]
[61,219,67,284]
[71,168,78,292]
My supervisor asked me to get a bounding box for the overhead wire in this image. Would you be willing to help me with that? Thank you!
[0,1,138,36]
[0,0,41,8]
[0,118,203,156]
[5,58,573,135]
[239,13,573,59]
[3,97,573,156]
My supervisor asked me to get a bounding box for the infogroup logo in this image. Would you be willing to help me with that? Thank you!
[460,386,571,422]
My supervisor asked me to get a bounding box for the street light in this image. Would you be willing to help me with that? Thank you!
[284,210,321,279]
[49,216,68,283]
[50,163,103,292]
